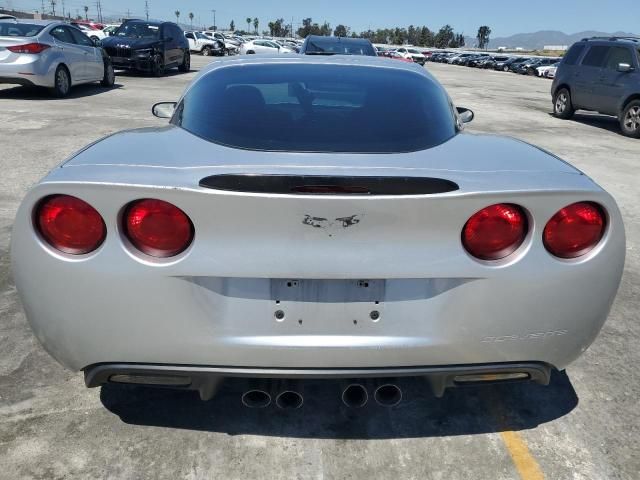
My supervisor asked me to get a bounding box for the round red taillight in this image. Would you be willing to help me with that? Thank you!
[35,195,106,255]
[124,199,194,258]
[462,203,527,261]
[543,202,606,259]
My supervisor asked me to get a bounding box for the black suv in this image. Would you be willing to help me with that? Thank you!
[552,36,640,137]
[102,20,190,76]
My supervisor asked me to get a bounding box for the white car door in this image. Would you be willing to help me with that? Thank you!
[69,27,103,81]
[49,25,86,82]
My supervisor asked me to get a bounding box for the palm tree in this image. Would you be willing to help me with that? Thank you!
[189,12,194,28]
[246,17,251,33]
[253,17,259,34]
[83,5,88,20]
[175,10,180,24]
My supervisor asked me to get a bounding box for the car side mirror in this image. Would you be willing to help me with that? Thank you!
[456,106,474,124]
[92,38,101,47]
[617,63,634,73]
[152,102,177,119]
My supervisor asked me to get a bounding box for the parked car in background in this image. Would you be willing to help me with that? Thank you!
[552,36,640,138]
[507,57,531,72]
[300,35,377,56]
[393,47,426,65]
[185,31,224,56]
[450,53,474,65]
[240,39,293,54]
[72,23,107,43]
[537,61,560,77]
[545,65,558,78]
[486,55,512,69]
[102,24,121,36]
[202,31,238,54]
[387,50,414,62]
[0,19,115,97]
[465,53,490,67]
[101,20,190,76]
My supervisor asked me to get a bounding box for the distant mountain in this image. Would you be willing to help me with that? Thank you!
[463,30,639,50]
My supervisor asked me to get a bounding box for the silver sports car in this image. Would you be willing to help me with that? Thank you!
[11,56,625,407]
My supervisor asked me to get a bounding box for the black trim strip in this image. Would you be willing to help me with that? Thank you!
[199,174,459,195]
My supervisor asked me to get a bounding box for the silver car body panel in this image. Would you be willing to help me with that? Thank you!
[11,56,625,374]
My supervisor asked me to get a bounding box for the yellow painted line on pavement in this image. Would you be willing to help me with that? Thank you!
[499,429,545,480]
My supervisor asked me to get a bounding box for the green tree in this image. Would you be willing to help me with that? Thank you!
[419,26,434,46]
[174,10,180,24]
[253,17,259,34]
[333,24,348,37]
[476,25,491,49]
[434,24,454,48]
[188,12,194,28]
[83,5,88,20]
[246,17,251,33]
[230,19,235,31]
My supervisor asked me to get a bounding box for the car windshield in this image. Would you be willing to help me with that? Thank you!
[114,22,159,39]
[304,38,376,56]
[195,32,208,40]
[176,64,456,153]
[0,22,45,36]
[408,49,420,54]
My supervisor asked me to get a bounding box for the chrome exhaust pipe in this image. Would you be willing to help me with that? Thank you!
[241,380,272,408]
[274,380,304,409]
[374,382,402,407]
[341,382,368,408]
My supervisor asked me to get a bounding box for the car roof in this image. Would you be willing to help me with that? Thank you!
[123,19,164,26]
[194,54,433,83]
[579,36,640,46]
[1,19,58,26]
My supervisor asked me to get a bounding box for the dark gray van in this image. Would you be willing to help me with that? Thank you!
[551,36,640,137]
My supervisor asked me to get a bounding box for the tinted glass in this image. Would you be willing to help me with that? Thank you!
[304,38,376,56]
[50,26,75,44]
[605,46,633,69]
[177,64,456,153]
[114,22,159,39]
[582,46,609,67]
[0,22,45,36]
[563,44,585,65]
[69,27,94,46]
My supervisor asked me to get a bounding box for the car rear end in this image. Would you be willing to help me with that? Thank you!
[0,21,56,87]
[11,58,625,400]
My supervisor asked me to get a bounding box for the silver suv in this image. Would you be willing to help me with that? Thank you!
[551,36,640,138]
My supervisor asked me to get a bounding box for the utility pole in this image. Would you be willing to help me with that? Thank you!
[211,9,216,30]
[50,0,56,16]
[41,0,45,16]
[126,8,131,18]
[145,0,149,21]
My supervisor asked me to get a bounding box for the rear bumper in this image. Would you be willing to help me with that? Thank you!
[0,61,54,87]
[84,361,552,398]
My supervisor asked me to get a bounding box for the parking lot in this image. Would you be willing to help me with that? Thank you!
[0,57,638,479]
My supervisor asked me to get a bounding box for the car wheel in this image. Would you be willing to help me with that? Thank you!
[179,51,190,72]
[90,35,100,43]
[553,88,575,119]
[101,60,115,87]
[50,65,71,98]
[202,46,211,56]
[503,65,509,72]
[620,100,640,138]
[151,54,164,77]
[246,50,255,54]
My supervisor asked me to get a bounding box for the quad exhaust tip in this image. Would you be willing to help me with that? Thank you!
[374,383,403,407]
[275,390,304,409]
[241,389,272,408]
[341,383,369,408]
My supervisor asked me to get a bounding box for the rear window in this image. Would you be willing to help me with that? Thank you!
[176,64,456,153]
[0,23,45,37]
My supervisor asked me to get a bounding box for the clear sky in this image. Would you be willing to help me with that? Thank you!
[6,0,640,37]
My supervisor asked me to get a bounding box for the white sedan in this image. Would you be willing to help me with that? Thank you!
[240,39,293,55]
[72,23,107,43]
